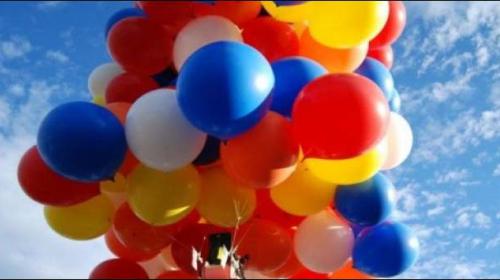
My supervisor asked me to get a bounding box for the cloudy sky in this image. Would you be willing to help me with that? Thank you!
[0,1,499,279]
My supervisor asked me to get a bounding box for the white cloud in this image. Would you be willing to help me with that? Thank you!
[474,212,492,229]
[486,234,500,249]
[490,82,500,108]
[449,206,492,229]
[437,169,469,184]
[0,37,32,60]
[393,183,419,222]
[45,50,69,64]
[7,83,25,97]
[0,97,12,127]
[428,206,446,217]
[493,164,500,176]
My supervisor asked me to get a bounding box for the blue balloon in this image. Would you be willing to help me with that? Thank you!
[355,58,395,101]
[177,41,275,139]
[350,223,366,238]
[37,102,127,182]
[193,135,221,166]
[274,1,307,6]
[353,222,419,278]
[335,173,396,227]
[105,8,145,38]
[389,89,401,113]
[270,57,327,118]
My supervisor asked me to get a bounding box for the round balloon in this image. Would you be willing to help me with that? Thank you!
[105,7,145,38]
[264,246,303,279]
[192,135,221,166]
[193,1,261,27]
[157,271,195,279]
[139,1,196,34]
[261,1,314,23]
[353,222,419,277]
[292,73,390,159]
[126,89,206,172]
[88,62,124,98]
[355,57,395,100]
[381,112,413,170]
[367,45,394,69]
[37,102,127,182]
[329,260,372,279]
[254,189,304,229]
[389,89,401,113]
[105,73,158,104]
[274,1,307,6]
[370,1,406,48]
[177,41,275,139]
[270,57,327,118]
[89,259,148,279]
[105,229,157,262]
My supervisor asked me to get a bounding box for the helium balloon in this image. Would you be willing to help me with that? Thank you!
[88,62,124,98]
[89,259,149,279]
[157,271,195,279]
[100,173,127,209]
[370,1,406,48]
[367,45,394,69]
[105,73,159,104]
[37,102,127,182]
[192,135,221,166]
[177,41,275,139]
[270,57,327,118]
[126,89,206,172]
[139,257,167,279]
[193,1,261,27]
[304,143,387,185]
[108,17,174,76]
[265,247,304,279]
[292,73,390,159]
[335,173,396,226]
[196,166,256,227]
[381,112,413,170]
[294,210,354,274]
[329,260,372,279]
[158,246,180,272]
[127,165,201,226]
[254,189,304,229]
[221,112,300,189]
[353,222,419,277]
[389,89,401,113]
[44,194,114,240]
[291,269,328,279]
[105,230,157,262]
[105,7,145,38]
[139,1,196,34]
[242,17,299,62]
[261,1,314,23]
[92,95,106,106]
[270,163,334,216]
[17,146,100,207]
[300,29,368,73]
[308,1,389,49]
[355,57,395,100]
[173,15,243,71]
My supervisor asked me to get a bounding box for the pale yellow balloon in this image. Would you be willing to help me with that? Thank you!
[197,167,256,228]
[309,1,389,49]
[44,194,114,240]
[261,1,315,23]
[270,163,335,216]
[127,165,201,226]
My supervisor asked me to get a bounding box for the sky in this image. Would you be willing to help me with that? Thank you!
[0,1,499,279]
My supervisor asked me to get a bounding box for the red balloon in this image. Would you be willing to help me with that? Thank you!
[193,1,261,27]
[17,146,100,206]
[89,259,148,279]
[156,271,195,279]
[292,74,390,159]
[242,17,299,62]
[105,73,159,104]
[369,1,406,48]
[292,268,329,279]
[367,45,394,69]
[254,189,304,229]
[108,17,174,76]
[105,230,157,262]
[139,1,196,34]
[265,249,303,279]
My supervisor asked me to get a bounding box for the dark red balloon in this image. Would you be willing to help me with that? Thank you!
[369,1,406,48]
[242,17,299,62]
[367,45,394,69]
[156,271,195,279]
[105,230,157,262]
[108,17,174,76]
[89,259,148,279]
[292,74,390,159]
[17,146,100,206]
[105,73,159,104]
[139,1,196,34]
[254,189,304,229]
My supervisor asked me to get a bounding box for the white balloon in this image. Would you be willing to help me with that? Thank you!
[126,89,207,172]
[294,210,354,274]
[173,15,243,71]
[381,112,413,170]
[88,62,124,97]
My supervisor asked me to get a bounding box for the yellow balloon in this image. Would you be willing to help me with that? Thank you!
[305,143,387,185]
[44,194,114,240]
[92,95,106,106]
[261,1,315,23]
[271,163,335,216]
[308,1,389,49]
[127,165,200,226]
[197,167,256,228]
[100,174,127,209]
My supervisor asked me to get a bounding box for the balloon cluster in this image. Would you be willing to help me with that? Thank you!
[17,1,418,279]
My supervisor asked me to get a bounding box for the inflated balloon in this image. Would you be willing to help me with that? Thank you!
[291,269,328,279]
[177,41,275,139]
[127,165,200,226]
[329,260,372,279]
[17,146,100,207]
[158,246,180,272]
[242,17,299,62]
[139,257,167,279]
[193,1,261,27]
[355,57,395,100]
[275,1,307,6]
[335,173,396,226]
[266,252,303,278]
[88,62,124,98]
[367,45,394,69]
[89,258,149,279]
[37,102,127,182]
[105,229,157,262]
[261,1,314,23]
[370,1,406,48]
[173,16,242,71]
[105,7,145,38]
[92,95,106,106]
[254,190,304,229]
[100,173,127,194]
[108,17,174,76]
[157,271,195,279]
[192,135,221,166]
[381,112,413,170]
[139,1,195,34]
[294,210,354,274]
[309,1,389,49]
[44,194,114,240]
[270,57,327,118]
[105,73,158,104]
[196,166,256,227]
[300,29,368,73]
[126,89,206,172]
[389,89,401,113]
[353,222,419,277]
[270,163,334,216]
[292,73,390,159]
[221,112,300,189]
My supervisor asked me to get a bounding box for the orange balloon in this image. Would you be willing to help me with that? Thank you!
[300,28,368,73]
[193,1,261,27]
[329,260,372,279]
[221,112,300,189]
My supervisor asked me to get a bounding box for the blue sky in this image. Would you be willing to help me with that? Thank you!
[0,1,499,279]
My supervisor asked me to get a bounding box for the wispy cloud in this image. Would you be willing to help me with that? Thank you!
[437,169,469,184]
[0,37,32,60]
[45,50,69,64]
